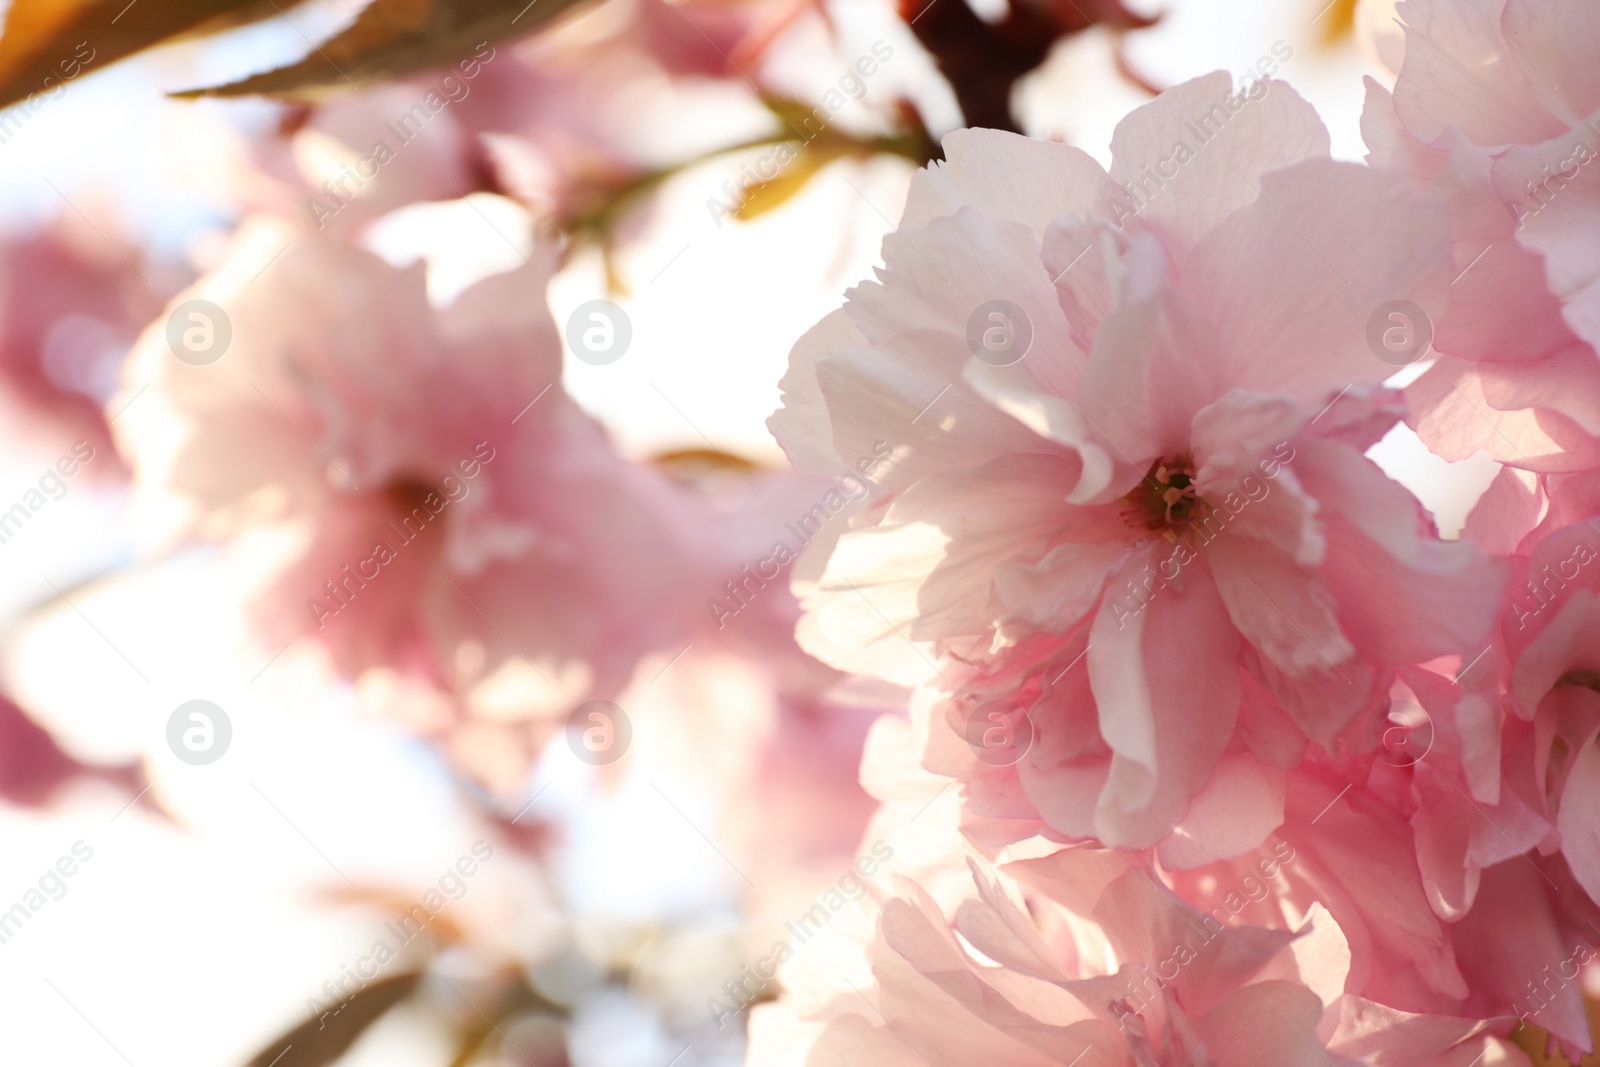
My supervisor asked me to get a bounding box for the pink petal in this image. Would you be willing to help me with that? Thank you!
[1109,71,1330,260]
[1462,465,1545,554]
[1392,0,1565,145]
[1077,249,1221,463]
[1186,159,1452,406]
[1209,534,1353,677]
[846,207,1089,403]
[1296,438,1506,664]
[1406,356,1600,470]
[1193,981,1339,1067]
[1089,556,1242,846]
[903,127,1123,237]
[1502,0,1600,121]
[816,329,1065,494]
[768,308,860,473]
[1157,754,1287,870]
[1500,120,1600,355]
[1558,724,1600,903]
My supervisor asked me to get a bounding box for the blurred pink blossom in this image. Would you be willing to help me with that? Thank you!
[451,0,820,227]
[111,215,717,790]
[0,211,185,471]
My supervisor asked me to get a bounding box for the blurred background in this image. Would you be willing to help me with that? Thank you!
[0,0,1498,1063]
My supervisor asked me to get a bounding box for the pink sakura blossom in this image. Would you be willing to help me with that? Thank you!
[230,0,816,241]
[256,82,495,236]
[1435,468,1600,1039]
[908,676,1585,1040]
[0,211,184,472]
[788,702,1577,1059]
[746,837,1525,1067]
[632,467,890,892]
[1166,756,1598,1055]
[1361,0,1600,470]
[770,74,1505,850]
[110,214,716,790]
[0,691,141,808]
[621,0,818,80]
[450,0,818,225]
[1105,455,1600,1060]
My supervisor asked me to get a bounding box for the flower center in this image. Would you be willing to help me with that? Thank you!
[1122,454,1202,533]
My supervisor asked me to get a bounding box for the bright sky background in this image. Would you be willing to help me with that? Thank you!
[0,0,1499,1063]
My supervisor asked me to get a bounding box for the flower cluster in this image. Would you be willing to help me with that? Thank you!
[6,0,1600,1061]
[756,0,1600,1061]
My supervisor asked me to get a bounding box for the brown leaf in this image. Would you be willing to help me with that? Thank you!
[0,0,282,110]
[172,0,597,100]
[246,971,423,1067]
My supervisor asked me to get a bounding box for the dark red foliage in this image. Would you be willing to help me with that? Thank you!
[900,0,1157,132]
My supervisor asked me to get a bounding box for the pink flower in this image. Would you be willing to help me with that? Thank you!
[641,467,892,891]
[111,215,715,789]
[801,704,1573,1057]
[923,683,1521,1014]
[0,212,183,472]
[771,75,1504,849]
[747,837,1520,1066]
[1297,462,1600,1058]
[450,0,818,226]
[0,691,141,808]
[1440,469,1600,977]
[1362,0,1600,470]
[259,85,495,236]
[221,2,815,238]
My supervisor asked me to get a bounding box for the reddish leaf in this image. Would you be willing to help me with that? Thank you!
[899,0,1157,132]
